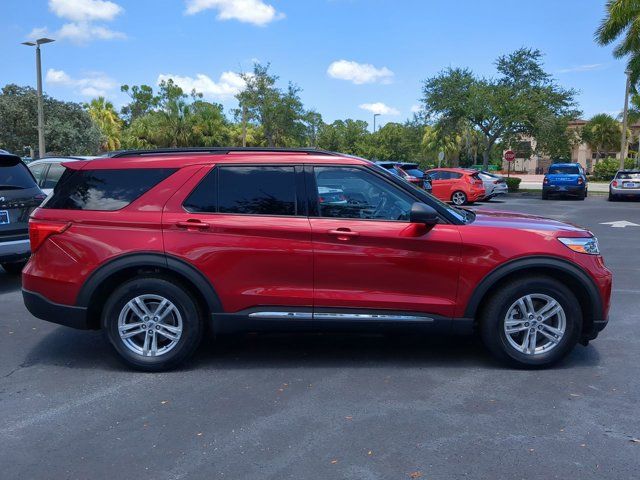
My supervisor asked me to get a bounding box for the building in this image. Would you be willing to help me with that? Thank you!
[501,119,640,174]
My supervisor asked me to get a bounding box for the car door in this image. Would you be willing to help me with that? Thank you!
[308,165,462,319]
[41,162,66,195]
[162,164,314,318]
[427,171,446,200]
[28,162,49,190]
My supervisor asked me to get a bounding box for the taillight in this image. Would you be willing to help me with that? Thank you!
[493,180,499,184]
[543,177,549,184]
[29,220,70,252]
[577,178,584,185]
[612,180,618,187]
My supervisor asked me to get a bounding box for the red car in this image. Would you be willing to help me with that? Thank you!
[426,168,486,205]
[23,148,611,371]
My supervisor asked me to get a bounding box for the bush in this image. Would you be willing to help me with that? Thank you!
[505,177,521,192]
[592,158,636,181]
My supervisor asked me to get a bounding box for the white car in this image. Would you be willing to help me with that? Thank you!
[27,156,97,195]
[609,170,640,201]
[478,171,508,200]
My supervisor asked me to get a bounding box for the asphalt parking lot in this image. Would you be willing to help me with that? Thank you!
[1,195,639,480]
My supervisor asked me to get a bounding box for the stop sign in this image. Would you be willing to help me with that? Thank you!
[504,150,516,162]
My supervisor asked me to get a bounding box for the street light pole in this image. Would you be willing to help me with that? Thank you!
[373,113,380,133]
[22,38,55,159]
[620,69,632,170]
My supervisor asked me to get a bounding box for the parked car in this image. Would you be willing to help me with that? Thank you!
[0,151,46,274]
[28,156,97,195]
[478,171,508,200]
[542,163,587,200]
[377,162,432,192]
[425,168,486,205]
[609,170,640,201]
[23,148,611,371]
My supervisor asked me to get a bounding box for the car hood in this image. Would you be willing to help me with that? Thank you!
[470,209,590,235]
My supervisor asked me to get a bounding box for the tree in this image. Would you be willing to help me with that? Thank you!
[581,113,622,162]
[421,48,579,169]
[422,123,462,166]
[317,119,370,155]
[595,0,640,88]
[120,84,158,124]
[236,63,307,147]
[0,84,100,155]
[85,96,123,151]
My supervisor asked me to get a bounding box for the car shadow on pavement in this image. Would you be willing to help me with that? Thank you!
[0,273,22,294]
[23,327,601,372]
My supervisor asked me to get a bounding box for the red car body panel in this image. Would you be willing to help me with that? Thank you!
[23,151,612,338]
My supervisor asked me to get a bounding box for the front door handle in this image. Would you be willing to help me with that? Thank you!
[327,228,359,241]
[176,220,210,230]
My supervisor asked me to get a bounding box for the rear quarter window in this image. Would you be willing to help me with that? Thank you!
[43,168,176,211]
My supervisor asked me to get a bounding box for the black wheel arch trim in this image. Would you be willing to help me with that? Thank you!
[464,256,604,321]
[76,252,223,314]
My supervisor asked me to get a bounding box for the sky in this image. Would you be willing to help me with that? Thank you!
[0,0,630,128]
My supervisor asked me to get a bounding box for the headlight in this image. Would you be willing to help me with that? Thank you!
[558,237,600,255]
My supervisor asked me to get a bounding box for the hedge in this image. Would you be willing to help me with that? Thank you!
[505,177,521,192]
[592,158,637,181]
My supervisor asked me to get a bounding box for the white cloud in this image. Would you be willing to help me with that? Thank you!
[49,0,123,22]
[28,0,125,44]
[359,102,400,115]
[327,60,394,85]
[185,0,284,26]
[557,64,605,74]
[410,104,422,113]
[157,72,247,99]
[46,68,117,97]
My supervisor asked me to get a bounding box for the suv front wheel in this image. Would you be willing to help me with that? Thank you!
[480,276,582,368]
[102,276,204,371]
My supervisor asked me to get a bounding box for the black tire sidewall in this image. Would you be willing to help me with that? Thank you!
[102,277,203,371]
[481,277,582,367]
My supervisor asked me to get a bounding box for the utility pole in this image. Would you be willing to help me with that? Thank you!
[373,113,380,133]
[22,38,55,159]
[620,69,632,170]
[241,105,247,147]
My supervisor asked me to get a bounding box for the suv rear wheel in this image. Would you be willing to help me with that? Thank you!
[102,276,204,371]
[480,276,582,368]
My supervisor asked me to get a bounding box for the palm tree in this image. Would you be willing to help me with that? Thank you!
[581,113,622,165]
[595,1,640,85]
[86,97,122,151]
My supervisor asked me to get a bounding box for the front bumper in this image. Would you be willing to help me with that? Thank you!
[22,289,90,330]
[0,238,30,263]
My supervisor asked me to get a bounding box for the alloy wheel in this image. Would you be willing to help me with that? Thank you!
[117,294,183,357]
[503,293,566,355]
[452,191,467,205]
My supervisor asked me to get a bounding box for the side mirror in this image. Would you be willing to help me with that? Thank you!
[410,202,438,225]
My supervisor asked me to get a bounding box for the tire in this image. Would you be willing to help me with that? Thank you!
[541,191,548,200]
[451,190,467,206]
[479,276,582,368]
[608,192,616,201]
[2,261,27,275]
[102,276,204,371]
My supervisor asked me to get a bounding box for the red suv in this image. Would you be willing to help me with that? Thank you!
[23,148,611,371]
[426,168,486,205]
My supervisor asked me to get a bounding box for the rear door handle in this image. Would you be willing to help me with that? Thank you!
[327,228,359,241]
[176,220,210,230]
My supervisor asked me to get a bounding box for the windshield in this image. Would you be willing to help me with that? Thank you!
[0,162,37,190]
[548,166,579,175]
[616,172,640,180]
[403,168,424,178]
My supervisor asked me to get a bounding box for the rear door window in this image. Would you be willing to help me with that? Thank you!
[43,168,176,211]
[28,163,49,187]
[218,166,297,216]
[43,163,65,189]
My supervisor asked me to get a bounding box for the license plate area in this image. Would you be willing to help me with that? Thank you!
[0,210,9,225]
[624,182,638,188]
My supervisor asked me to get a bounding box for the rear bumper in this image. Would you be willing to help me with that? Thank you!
[22,289,90,330]
[543,185,585,195]
[610,187,640,197]
[0,239,30,263]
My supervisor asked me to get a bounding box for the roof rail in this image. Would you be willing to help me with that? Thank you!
[107,147,341,158]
